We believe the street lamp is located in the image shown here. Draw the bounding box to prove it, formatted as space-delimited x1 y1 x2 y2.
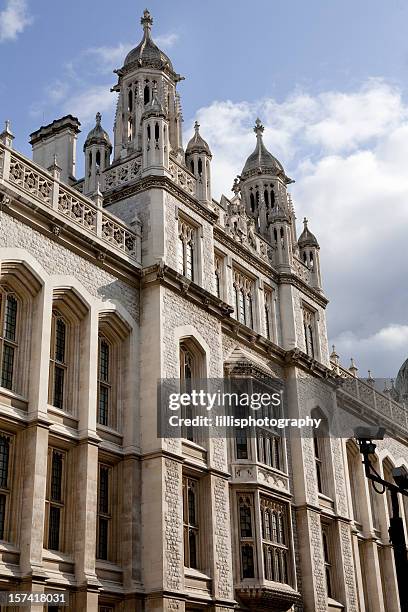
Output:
355 427 408 612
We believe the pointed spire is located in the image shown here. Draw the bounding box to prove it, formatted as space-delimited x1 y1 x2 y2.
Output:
367 370 375 385
194 121 200 135
349 358 358 377
48 153 61 178
95 112 102 126
330 344 339 365
0 119 14 147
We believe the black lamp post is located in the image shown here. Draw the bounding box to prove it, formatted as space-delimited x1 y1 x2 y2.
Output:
355 429 408 612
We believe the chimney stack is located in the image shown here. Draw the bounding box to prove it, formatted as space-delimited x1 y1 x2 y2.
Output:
29 115 81 184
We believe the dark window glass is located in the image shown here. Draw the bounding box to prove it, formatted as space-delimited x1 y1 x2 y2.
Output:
99 467 109 514
48 506 60 550
0 437 9 488
1 345 14 390
4 296 17 341
241 544 254 578
236 430 248 459
55 319 66 363
239 504 252 538
53 366 64 409
0 494 6 540
98 517 108 560
98 386 109 426
50 452 63 502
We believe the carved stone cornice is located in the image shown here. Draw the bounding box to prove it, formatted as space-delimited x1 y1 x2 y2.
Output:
103 174 218 224
279 272 329 308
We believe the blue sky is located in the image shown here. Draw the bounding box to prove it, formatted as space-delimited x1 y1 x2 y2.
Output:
2 0 408 379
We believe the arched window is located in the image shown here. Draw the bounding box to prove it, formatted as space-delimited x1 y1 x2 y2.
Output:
270 187 275 207
233 271 254 329
97 337 111 426
0 289 18 391
95 150 101 168
144 84 150 105
146 124 151 142
303 307 316 358
178 218 196 280
49 312 68 410
128 118 133 141
197 157 203 176
250 192 255 212
128 89 133 112
264 189 269 207
154 122 160 142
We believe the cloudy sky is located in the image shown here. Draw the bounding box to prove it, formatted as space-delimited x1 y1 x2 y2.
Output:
1 0 408 379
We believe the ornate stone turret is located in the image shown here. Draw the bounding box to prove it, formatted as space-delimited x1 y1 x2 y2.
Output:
185 121 212 204
298 217 322 289
83 113 112 194
111 9 184 162
141 84 170 175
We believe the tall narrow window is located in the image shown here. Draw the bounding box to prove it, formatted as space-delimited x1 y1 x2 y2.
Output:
97 337 111 427
49 312 68 410
0 435 10 540
233 271 254 329
303 308 316 358
178 219 196 280
257 430 282 471
144 84 150 105
183 476 199 569
312 413 330 497
46 450 65 551
214 254 223 298
180 344 197 442
264 289 274 341
0 289 18 391
238 495 255 578
314 433 323 493
261 498 289 584
322 525 334 598
97 464 111 560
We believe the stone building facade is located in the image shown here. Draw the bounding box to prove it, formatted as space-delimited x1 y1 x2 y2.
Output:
0 9 407 612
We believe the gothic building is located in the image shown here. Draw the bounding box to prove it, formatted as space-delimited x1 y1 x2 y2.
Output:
0 9 407 612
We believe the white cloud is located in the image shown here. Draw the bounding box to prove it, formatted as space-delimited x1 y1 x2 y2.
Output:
187 80 408 376
0 0 32 42
62 84 116 125
155 32 179 49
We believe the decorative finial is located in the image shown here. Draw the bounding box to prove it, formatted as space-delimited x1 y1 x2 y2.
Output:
96 112 101 125
254 118 264 137
5 120 11 133
141 9 153 33
349 358 358 377
303 217 308 229
194 121 200 134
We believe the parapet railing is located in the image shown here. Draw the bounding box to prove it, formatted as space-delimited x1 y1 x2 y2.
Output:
0 143 141 265
331 359 408 431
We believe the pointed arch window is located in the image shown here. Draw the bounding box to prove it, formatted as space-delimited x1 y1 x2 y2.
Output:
49 312 69 410
264 289 274 341
183 476 199 569
179 342 202 442
250 191 255 212
0 289 18 391
214 253 224 299
155 122 160 143
97 337 111 427
198 157 203 176
178 218 196 281
303 307 316 358
233 270 254 329
144 84 150 105
128 89 133 112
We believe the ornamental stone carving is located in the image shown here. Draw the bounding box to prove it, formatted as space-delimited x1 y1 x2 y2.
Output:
225 197 257 251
